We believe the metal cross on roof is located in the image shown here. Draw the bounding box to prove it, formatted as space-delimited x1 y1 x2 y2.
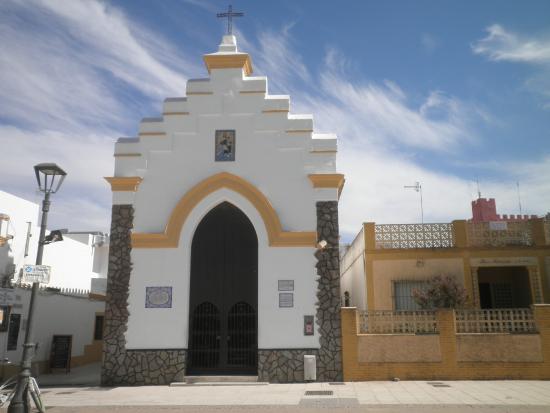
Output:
216 5 243 35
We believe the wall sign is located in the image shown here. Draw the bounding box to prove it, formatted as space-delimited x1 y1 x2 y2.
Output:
489 221 508 231
0 288 15 305
145 286 172 308
470 257 538 267
304 315 314 336
22 265 51 284
215 130 236 161
279 293 294 308
278 280 294 291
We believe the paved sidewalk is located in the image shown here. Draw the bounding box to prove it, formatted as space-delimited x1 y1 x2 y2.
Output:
32 380 550 408
38 363 101 387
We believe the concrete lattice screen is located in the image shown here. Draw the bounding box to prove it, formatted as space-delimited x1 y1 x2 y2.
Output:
342 306 550 380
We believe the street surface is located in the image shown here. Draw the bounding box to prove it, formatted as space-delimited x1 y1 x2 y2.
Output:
1 379 549 412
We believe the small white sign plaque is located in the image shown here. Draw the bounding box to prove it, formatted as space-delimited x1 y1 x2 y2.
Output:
279 293 294 308
278 280 294 291
489 221 508 231
22 265 51 284
0 288 15 305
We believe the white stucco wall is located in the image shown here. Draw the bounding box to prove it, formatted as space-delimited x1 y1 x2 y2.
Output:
42 234 95 290
126 189 318 349
0 191 109 291
0 191 40 279
0 287 104 366
340 227 366 310
115 36 341 350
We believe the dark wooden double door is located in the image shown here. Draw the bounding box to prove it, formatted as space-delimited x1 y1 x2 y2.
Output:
187 202 258 375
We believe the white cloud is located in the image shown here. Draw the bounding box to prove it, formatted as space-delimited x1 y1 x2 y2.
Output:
0 0 199 131
231 29 550 240
421 33 439 53
472 24 550 64
236 24 310 94
2 5 548 239
472 24 550 109
310 71 475 152
0 0 203 232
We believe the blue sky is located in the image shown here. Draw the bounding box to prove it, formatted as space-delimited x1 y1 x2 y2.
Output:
1 0 549 241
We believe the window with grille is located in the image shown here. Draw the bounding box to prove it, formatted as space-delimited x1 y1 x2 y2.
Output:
394 280 428 311
492 283 514 308
7 313 21 351
94 315 104 340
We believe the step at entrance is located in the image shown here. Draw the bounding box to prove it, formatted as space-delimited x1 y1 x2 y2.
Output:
170 376 268 386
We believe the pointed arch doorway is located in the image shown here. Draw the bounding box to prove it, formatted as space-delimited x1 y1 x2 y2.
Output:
187 202 258 375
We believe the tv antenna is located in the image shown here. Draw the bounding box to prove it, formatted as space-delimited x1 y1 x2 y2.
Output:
517 181 523 215
404 181 424 224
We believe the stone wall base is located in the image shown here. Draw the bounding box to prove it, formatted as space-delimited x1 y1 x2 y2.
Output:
101 349 186 386
103 348 341 385
259 349 327 383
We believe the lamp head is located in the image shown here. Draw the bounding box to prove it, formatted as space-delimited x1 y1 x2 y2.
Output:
34 163 67 194
43 229 64 245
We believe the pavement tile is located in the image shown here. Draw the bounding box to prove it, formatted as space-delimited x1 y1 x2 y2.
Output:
34 380 550 408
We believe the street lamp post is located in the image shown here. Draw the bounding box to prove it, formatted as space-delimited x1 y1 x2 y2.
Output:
8 163 66 413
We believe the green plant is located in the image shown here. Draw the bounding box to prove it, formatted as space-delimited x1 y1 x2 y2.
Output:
412 275 468 309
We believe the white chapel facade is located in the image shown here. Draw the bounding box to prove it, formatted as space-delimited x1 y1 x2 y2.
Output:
102 35 344 384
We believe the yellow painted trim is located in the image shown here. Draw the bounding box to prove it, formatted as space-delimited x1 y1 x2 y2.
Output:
89 293 106 301
262 109 289 113
187 92 213 96
364 224 376 310
113 153 141 157
104 177 142 192
366 247 549 259
538 255 549 302
285 129 313 134
240 91 266 94
163 112 189 116
308 173 345 197
131 172 316 248
203 53 253 76
139 132 166 137
310 150 337 154
462 253 474 307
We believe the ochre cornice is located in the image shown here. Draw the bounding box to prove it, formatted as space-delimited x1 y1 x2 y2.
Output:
203 53 253 76
131 172 316 248
308 174 345 197
105 177 143 192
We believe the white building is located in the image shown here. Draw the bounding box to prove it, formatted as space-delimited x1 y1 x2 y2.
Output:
102 35 345 384
0 190 109 293
0 190 107 377
0 286 105 379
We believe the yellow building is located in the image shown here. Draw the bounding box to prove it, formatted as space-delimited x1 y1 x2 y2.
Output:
341 218 550 311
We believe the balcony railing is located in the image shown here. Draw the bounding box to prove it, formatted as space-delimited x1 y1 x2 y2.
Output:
368 219 544 250
466 221 533 247
359 309 537 335
456 308 536 334
375 223 454 249
359 310 438 334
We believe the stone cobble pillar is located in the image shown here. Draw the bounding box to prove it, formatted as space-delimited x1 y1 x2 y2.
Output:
315 201 343 381
101 205 186 385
